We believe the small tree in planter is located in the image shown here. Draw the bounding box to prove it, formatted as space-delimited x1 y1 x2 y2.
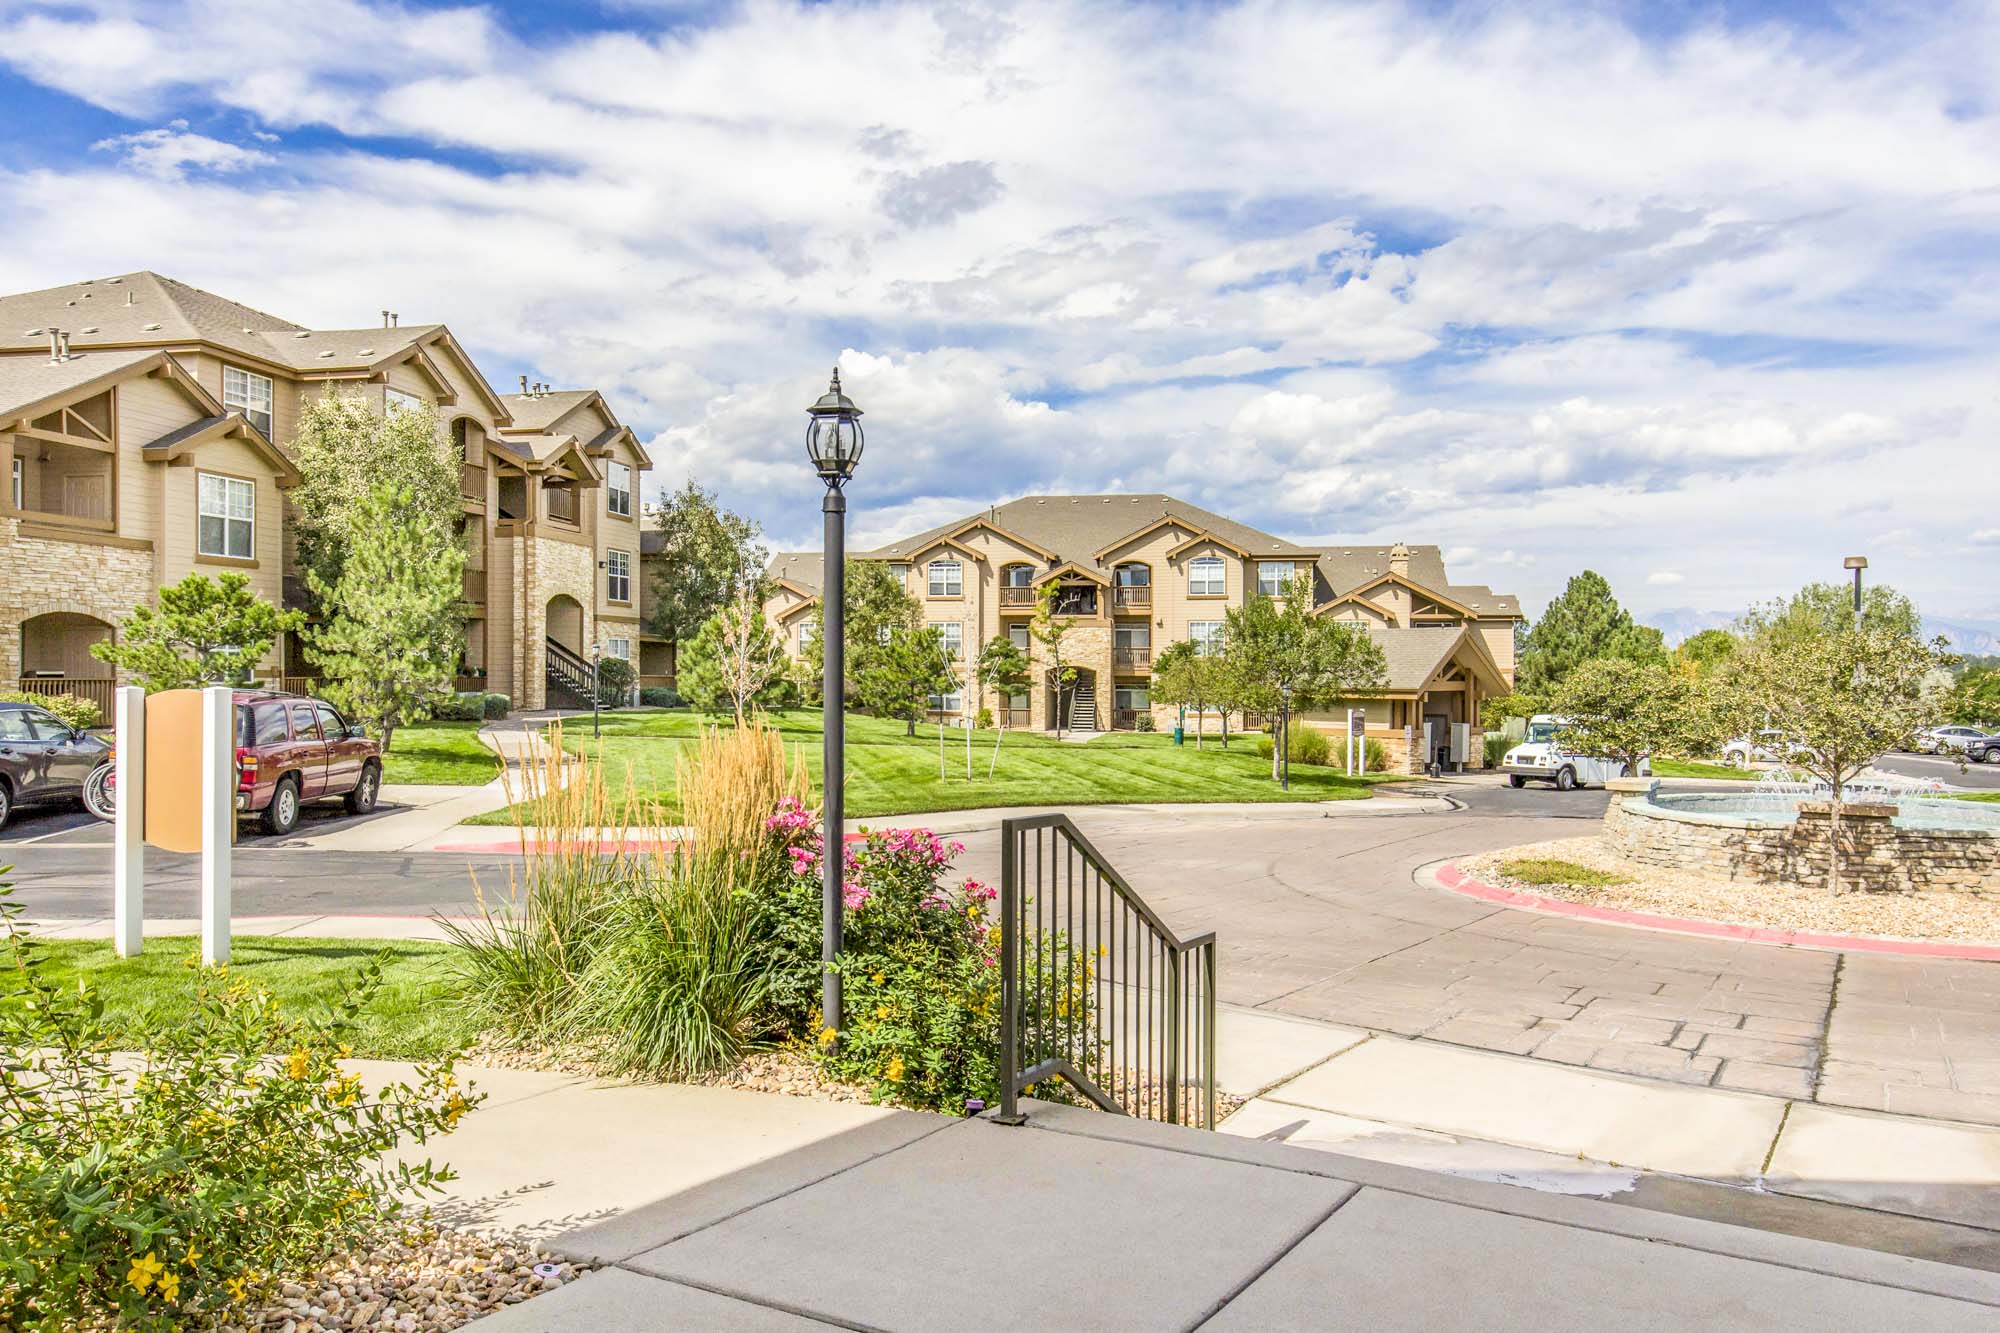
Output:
1719 625 1952 895
975 635 1031 776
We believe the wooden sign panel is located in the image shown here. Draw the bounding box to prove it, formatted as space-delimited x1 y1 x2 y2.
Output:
143 689 206 853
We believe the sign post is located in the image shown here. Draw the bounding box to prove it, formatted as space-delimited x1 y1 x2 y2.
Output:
200 685 234 966
1346 709 1365 776
113 686 145 958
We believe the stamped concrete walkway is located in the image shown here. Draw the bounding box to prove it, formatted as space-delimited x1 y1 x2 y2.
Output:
392 1065 2000 1331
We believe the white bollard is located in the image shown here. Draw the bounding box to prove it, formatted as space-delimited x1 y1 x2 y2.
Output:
199 684 234 966
113 686 145 957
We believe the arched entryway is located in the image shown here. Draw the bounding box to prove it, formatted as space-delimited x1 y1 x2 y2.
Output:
18 612 115 717
546 595 584 654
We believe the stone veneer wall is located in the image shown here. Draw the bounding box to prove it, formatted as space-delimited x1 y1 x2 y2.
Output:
1601 780 2000 896
0 525 160 688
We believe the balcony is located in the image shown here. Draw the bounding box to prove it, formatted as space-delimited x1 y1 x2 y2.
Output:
1113 708 1148 731
9 437 114 532
544 484 580 526
462 568 487 603
1112 586 1152 612
460 462 487 506
1050 588 1098 617
1112 646 1151 672
1000 706 1032 729
1000 585 1036 609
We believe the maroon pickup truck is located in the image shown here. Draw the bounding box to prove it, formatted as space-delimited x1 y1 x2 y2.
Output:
233 691 383 834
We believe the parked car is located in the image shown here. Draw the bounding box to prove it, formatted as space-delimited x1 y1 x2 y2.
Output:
233 692 384 834
1963 732 2000 764
1917 725 1990 756
1501 714 1650 790
0 700 113 830
1721 729 1814 770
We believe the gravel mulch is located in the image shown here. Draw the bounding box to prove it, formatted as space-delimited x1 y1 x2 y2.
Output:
1462 836 2000 945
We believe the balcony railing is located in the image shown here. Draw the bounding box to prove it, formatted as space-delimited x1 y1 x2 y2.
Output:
1113 708 1148 731
1000 706 1032 730
1112 646 1151 671
1112 586 1152 611
462 568 487 603
460 462 487 504
1000 586 1036 609
1051 590 1098 617
13 676 113 720
544 486 580 525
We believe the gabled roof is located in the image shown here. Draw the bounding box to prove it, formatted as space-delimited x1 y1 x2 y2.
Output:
761 552 824 596
0 272 302 363
1031 560 1110 587
942 515 1059 562
1341 571 1478 620
142 412 301 486
1166 529 1252 560
1091 513 1201 561
902 534 986 565
0 347 166 423
1361 623 1509 696
771 595 820 624
1314 589 1393 620
864 494 1315 566
1312 546 1521 618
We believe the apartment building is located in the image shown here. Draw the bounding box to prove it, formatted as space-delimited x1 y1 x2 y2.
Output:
763 494 1521 774
0 272 652 713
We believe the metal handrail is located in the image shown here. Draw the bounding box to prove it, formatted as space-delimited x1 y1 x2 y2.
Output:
997 814 1218 1129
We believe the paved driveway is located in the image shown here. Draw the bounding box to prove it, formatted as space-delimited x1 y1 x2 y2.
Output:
940 793 2000 1126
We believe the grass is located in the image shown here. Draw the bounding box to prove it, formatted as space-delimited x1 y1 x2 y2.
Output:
380 720 502 786
1954 791 2000 802
1498 857 1631 888
1650 758 1757 781
18 936 481 1060
466 708 1385 825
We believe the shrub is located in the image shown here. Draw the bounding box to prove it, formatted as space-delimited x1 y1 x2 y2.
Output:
0 880 472 1330
0 690 101 731
975 707 994 729
594 656 637 706
482 692 511 719
1134 712 1156 732
1254 724 1331 766
431 691 486 722
1483 733 1510 767
640 686 682 708
1365 738 1388 772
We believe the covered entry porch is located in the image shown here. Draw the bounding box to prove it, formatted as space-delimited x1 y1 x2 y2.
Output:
1305 624 1510 775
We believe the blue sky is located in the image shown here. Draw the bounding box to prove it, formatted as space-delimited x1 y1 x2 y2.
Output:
1 0 1997 625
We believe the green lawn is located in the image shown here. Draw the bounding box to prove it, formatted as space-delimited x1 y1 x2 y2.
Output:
467 708 1384 825
1499 857 1631 888
380 720 502 786
1955 791 2000 803
1651 758 1757 781
15 936 480 1060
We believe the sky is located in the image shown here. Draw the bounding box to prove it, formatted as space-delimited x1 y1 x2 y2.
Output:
1 0 1997 625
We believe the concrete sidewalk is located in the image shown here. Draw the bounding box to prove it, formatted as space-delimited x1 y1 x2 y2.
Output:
399 1065 2000 1330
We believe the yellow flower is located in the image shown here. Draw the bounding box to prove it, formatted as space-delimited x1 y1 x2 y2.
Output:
817 1026 839 1048
127 1251 164 1293
870 972 883 984
966 904 981 919
886 1054 905 1082
157 1270 181 1303
184 1243 202 1268
443 1091 470 1128
284 1046 311 1080
874 1004 890 1020
226 1276 248 1303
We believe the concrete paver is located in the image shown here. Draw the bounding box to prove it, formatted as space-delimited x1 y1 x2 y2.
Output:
468 1268 827 1332
1765 1103 2000 1230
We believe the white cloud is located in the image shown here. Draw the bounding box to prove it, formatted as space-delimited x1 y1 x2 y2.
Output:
1648 571 1685 586
0 0 1994 618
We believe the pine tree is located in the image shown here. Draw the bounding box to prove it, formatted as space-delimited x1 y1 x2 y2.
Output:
678 594 784 722
291 394 461 609
91 572 303 691
1516 570 1665 695
303 482 465 750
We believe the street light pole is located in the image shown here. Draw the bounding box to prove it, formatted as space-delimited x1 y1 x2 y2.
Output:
589 641 604 739
806 369 865 1040
1279 682 1292 792
1843 555 1867 634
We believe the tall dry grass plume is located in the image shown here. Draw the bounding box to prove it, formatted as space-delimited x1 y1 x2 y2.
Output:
671 715 810 888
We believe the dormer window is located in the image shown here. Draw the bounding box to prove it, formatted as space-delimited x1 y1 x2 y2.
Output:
223 366 273 437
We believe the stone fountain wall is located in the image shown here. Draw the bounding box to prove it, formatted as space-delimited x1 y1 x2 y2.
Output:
1600 779 2000 896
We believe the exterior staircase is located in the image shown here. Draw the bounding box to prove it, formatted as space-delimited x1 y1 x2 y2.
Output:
1066 680 1099 733
544 637 595 710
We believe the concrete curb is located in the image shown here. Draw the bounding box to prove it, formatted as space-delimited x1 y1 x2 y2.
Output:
1431 860 2000 962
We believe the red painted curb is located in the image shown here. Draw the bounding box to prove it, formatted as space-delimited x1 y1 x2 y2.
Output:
430 831 873 856
1434 862 2000 962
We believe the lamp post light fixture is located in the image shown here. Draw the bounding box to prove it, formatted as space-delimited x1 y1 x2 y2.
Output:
1278 682 1293 792
807 367 864 1039
1843 555 1868 633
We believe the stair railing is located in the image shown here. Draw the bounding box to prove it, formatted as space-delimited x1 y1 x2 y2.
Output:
997 814 1218 1128
544 637 595 708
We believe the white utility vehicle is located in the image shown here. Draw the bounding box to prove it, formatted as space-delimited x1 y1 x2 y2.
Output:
1501 714 1650 791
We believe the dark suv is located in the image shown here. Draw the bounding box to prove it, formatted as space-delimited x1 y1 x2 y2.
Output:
233 692 384 834
0 700 113 830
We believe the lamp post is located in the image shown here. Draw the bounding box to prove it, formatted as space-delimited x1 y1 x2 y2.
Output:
1278 682 1292 791
1843 555 1867 633
806 368 865 1038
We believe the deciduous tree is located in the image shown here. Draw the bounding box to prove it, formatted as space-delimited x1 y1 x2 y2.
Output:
92 573 303 692
1224 572 1386 779
1739 581 1921 647
678 593 785 723
1151 639 1228 750
1029 582 1081 737
647 479 767 646
1549 658 1726 768
290 394 460 609
974 634 1031 775
304 482 465 750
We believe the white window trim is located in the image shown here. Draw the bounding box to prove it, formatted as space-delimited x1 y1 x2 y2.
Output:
607 462 633 518
1189 621 1223 655
1190 557 1226 596
606 637 632 662
223 365 274 438
927 559 963 597
606 549 632 603
384 387 425 416
1257 561 1296 597
197 471 256 560
938 622 964 659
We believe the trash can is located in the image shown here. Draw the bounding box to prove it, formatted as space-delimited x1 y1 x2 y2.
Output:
1173 725 1185 746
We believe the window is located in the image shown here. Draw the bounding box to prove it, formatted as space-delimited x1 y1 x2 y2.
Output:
928 689 963 713
197 472 255 560
17 708 67 740
1002 563 1034 587
10 457 18 509
384 387 424 416
313 702 346 739
1115 686 1150 712
890 562 910 582
1114 563 1149 587
1257 561 1296 597
606 636 631 661
1189 557 1225 596
877 624 893 645
607 462 633 517
799 619 817 654
0 712 30 742
1009 624 1030 650
606 549 631 602
1189 621 1223 655
223 366 274 437
252 705 290 746
1113 624 1150 650
289 704 320 742
927 559 962 597
937 622 963 659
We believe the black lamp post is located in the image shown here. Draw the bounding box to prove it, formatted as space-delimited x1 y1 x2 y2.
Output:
1278 682 1292 791
806 368 864 1037
589 640 605 739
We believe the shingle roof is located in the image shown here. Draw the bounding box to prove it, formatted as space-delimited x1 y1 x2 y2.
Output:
1314 546 1521 617
0 272 302 362
499 390 598 433
253 325 445 371
867 494 1319 564
0 347 161 418
764 552 824 595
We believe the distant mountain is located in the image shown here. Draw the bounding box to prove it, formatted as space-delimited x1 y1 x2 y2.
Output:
1641 608 1736 647
1641 608 2000 657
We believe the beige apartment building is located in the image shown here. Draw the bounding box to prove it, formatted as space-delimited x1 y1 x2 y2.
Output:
764 494 1521 774
0 272 653 714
